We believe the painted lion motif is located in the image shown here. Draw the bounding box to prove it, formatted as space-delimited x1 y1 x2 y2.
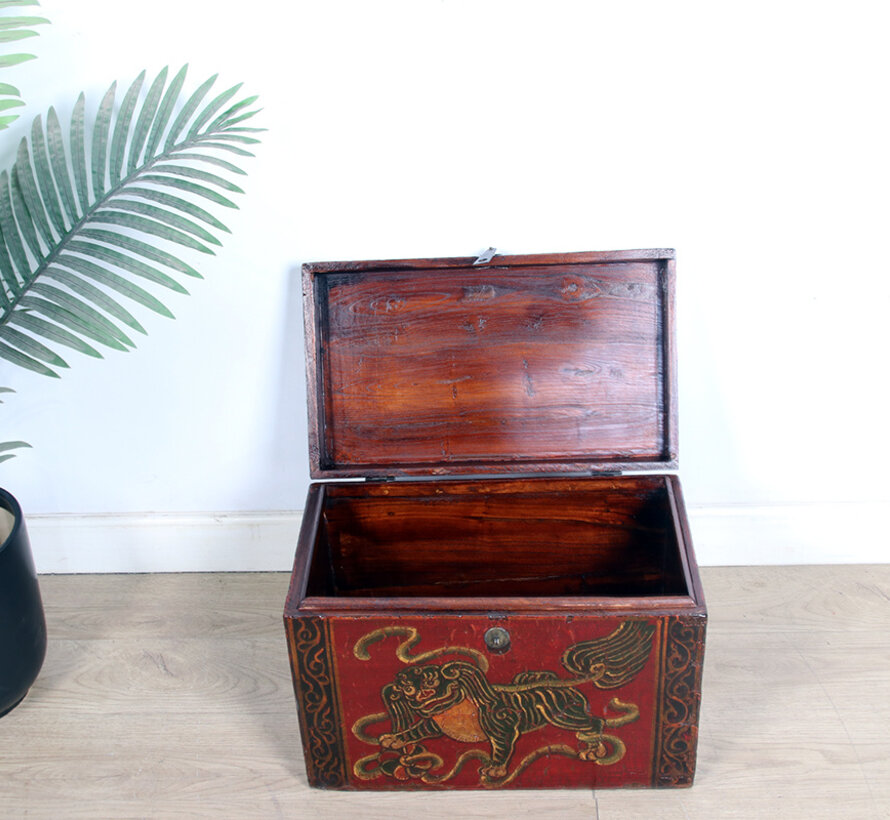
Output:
353 620 656 786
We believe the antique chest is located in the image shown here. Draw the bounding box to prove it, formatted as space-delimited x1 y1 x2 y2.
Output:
284 248 706 790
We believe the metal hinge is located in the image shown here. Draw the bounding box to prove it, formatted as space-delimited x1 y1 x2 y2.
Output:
473 247 497 266
365 476 396 483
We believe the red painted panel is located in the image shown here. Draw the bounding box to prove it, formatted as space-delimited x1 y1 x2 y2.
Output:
328 615 663 790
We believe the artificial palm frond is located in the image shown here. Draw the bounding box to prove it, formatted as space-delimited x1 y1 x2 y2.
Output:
0 0 49 130
0 438 29 463
0 386 29 462
0 65 262 377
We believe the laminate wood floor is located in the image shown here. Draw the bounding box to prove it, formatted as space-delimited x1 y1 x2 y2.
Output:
1 566 888 819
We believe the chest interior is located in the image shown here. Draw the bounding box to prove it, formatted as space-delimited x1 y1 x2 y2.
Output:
299 474 690 603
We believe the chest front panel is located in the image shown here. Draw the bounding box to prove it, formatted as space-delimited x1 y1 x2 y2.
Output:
286 612 705 790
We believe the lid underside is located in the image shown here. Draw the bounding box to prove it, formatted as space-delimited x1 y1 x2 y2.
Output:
304 249 677 478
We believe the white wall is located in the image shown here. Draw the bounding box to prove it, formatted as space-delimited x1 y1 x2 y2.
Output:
2 1 888 570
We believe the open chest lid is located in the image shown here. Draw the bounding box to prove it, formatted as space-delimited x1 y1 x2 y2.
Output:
303 249 677 479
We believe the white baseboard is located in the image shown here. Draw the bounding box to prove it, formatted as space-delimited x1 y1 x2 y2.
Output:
23 501 890 574
688 501 889 566
26 511 304 574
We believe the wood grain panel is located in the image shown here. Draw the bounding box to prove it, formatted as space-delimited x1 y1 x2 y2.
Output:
300 475 687 599
305 250 676 477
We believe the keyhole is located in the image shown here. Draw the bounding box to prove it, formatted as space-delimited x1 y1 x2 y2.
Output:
484 626 511 654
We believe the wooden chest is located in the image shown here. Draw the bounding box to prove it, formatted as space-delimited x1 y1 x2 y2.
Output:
284 249 706 790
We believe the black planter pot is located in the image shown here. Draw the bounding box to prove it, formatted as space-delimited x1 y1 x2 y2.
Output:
0 488 46 717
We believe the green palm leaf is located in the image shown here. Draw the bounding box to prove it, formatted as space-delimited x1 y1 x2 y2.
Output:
0 439 29 464
0 386 30 462
0 65 262 377
0 385 30 461
0 1 48 130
